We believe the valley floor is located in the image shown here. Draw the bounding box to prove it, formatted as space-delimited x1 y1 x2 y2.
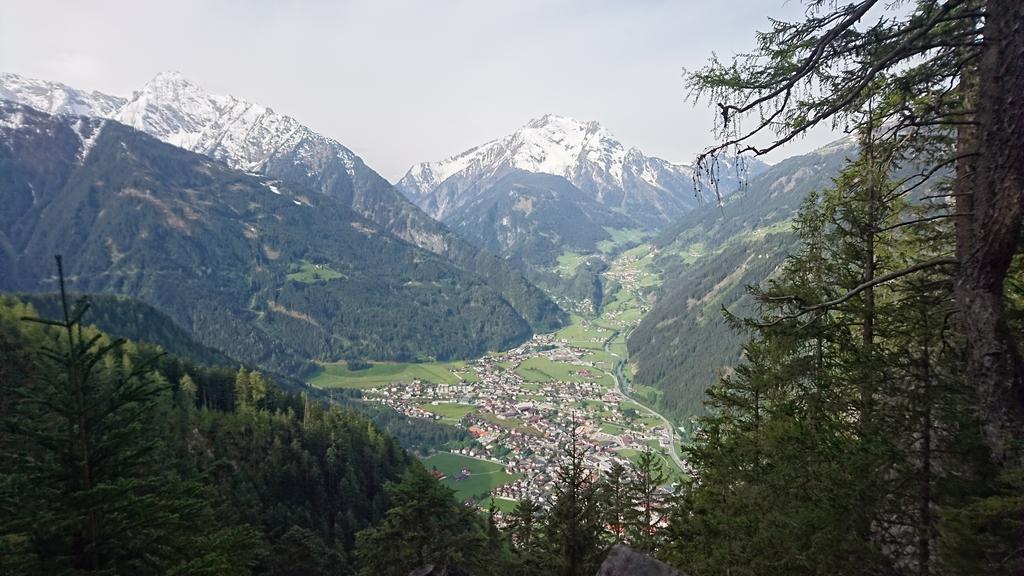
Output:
311 243 687 508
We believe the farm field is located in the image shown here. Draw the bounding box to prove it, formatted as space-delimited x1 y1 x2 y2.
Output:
553 316 614 350
309 360 477 389
615 447 683 479
478 412 542 437
596 228 651 254
482 496 520 513
417 403 477 424
422 452 521 503
515 357 614 388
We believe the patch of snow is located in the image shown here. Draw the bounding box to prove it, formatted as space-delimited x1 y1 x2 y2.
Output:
0 109 24 130
70 117 105 162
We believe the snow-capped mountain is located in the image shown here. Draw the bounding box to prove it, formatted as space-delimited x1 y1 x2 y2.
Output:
397 114 765 227
0 71 362 178
0 72 126 118
112 71 368 181
0 70 566 332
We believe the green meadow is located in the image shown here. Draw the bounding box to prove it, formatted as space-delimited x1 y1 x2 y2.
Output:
309 360 476 389
422 452 521 503
417 402 477 424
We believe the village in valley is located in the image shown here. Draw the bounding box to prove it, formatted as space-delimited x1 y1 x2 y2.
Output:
313 243 688 512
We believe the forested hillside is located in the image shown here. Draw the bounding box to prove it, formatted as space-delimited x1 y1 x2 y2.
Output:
446 170 637 268
628 143 852 421
0 102 536 375
11 290 470 452
0 288 687 576
0 292 416 574
16 292 233 366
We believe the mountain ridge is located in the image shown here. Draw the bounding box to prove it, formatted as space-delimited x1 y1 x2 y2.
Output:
0 70 566 333
397 113 767 228
0 101 535 374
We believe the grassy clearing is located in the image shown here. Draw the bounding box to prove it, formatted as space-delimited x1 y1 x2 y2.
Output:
417 403 477 423
478 412 542 437
554 316 615 350
482 496 520 513
556 251 587 277
597 228 651 254
669 241 706 264
582 350 615 370
516 357 612 388
608 340 629 358
600 421 627 435
287 261 345 283
615 447 683 479
639 416 664 430
309 360 473 389
422 452 521 502
619 400 644 413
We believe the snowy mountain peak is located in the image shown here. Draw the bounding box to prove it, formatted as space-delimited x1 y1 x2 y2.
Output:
398 114 629 205
0 69 364 184
117 71 249 153
0 72 126 118
509 114 624 180
110 72 355 174
396 114 715 224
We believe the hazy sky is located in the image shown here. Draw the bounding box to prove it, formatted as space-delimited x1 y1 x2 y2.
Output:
1 0 837 181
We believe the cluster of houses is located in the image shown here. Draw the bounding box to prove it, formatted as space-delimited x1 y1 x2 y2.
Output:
362 334 682 508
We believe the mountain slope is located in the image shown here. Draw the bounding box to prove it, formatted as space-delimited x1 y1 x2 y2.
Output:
627 141 855 422
398 113 766 228
17 293 233 367
0 71 564 332
0 102 533 373
445 170 638 267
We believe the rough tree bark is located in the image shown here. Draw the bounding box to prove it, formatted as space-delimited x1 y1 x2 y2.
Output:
953 0 1024 461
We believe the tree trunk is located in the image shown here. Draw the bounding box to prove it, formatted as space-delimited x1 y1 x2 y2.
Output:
954 0 1024 462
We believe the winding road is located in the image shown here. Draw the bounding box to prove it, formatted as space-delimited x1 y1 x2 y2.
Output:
603 330 687 473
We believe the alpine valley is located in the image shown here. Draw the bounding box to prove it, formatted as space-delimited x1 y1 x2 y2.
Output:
396 115 768 308
4 3 1020 574
0 70 849 424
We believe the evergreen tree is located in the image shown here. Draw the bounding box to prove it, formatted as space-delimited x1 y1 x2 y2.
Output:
661 119 1013 574
541 420 607 576
624 449 668 553
597 462 630 543
0 257 258 575
685 0 1024 469
354 467 487 576
234 367 252 411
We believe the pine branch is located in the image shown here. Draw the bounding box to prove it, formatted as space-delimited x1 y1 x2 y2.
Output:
760 256 957 325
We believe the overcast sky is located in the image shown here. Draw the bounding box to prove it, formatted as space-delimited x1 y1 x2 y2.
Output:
1 0 838 181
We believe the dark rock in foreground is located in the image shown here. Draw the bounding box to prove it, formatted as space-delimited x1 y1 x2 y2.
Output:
596 544 684 576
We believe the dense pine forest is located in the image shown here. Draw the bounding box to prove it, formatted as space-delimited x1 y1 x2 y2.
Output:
0 274 680 575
